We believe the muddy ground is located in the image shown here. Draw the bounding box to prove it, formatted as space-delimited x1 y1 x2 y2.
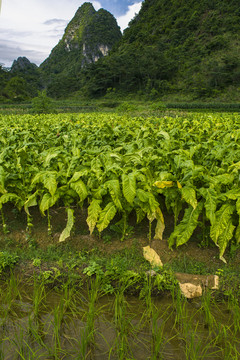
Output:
1 204 239 273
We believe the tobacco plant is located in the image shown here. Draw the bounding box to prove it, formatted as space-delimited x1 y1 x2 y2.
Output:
0 112 239 260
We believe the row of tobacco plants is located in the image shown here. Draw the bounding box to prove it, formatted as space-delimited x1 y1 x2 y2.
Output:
0 112 239 261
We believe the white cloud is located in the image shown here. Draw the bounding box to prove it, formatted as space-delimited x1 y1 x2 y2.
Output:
43 19 67 26
0 0 88 66
0 39 48 67
117 2 142 32
92 1 102 11
0 0 142 67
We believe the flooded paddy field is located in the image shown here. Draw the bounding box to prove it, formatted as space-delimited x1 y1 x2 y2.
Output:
0 273 240 360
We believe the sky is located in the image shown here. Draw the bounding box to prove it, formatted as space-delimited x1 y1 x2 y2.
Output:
0 0 142 68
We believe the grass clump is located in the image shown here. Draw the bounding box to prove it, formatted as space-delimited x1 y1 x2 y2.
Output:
0 251 19 273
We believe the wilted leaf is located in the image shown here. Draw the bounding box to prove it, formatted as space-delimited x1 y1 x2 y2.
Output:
154 180 173 189
154 207 165 240
143 246 163 267
87 199 102 234
59 208 74 242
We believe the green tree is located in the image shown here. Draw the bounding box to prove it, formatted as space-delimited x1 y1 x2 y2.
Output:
31 90 55 113
4 76 30 101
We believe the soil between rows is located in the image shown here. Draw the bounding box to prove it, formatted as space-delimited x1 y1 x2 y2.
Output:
1 204 240 285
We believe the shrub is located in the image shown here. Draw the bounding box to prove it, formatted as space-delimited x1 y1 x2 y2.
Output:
31 90 56 114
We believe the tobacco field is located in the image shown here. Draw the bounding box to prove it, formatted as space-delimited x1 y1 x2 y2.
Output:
0 112 239 260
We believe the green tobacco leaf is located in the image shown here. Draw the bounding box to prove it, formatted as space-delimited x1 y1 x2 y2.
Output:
225 189 240 200
39 192 59 215
169 201 203 248
91 186 107 200
0 193 23 210
44 152 59 168
135 207 145 223
210 203 235 245
104 179 122 210
97 202 117 233
69 169 88 183
236 198 240 216
181 186 197 209
136 189 149 203
200 188 217 225
235 222 240 244
87 199 102 235
147 193 160 222
0 166 6 194
70 179 88 202
122 173 136 204
32 171 57 196
158 130 170 141
59 208 74 242
218 220 235 263
210 174 235 187
24 191 38 215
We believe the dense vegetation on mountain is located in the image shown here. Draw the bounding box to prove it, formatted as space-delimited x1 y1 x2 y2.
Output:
0 58 42 102
1 0 240 102
0 66 10 101
40 2 122 97
81 0 240 98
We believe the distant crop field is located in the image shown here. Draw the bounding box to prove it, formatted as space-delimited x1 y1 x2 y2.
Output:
0 112 239 260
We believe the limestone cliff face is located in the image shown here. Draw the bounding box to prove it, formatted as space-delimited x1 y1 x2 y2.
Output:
40 3 122 75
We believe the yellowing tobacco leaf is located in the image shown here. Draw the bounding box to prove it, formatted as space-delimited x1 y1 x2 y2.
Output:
177 181 182 189
143 246 163 267
59 208 74 242
154 207 165 240
87 199 102 235
154 181 173 189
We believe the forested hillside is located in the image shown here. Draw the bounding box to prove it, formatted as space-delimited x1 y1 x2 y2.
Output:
0 58 42 102
82 0 240 98
40 2 122 97
1 0 240 101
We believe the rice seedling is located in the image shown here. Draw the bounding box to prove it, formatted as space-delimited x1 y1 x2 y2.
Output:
50 301 67 360
150 305 170 360
0 272 21 327
9 327 45 360
200 289 216 330
0 336 4 360
227 292 240 335
60 280 79 316
171 285 187 331
141 273 154 319
27 313 47 353
75 327 93 360
74 276 103 359
32 275 46 319
222 341 240 360
182 320 222 360
109 285 136 360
